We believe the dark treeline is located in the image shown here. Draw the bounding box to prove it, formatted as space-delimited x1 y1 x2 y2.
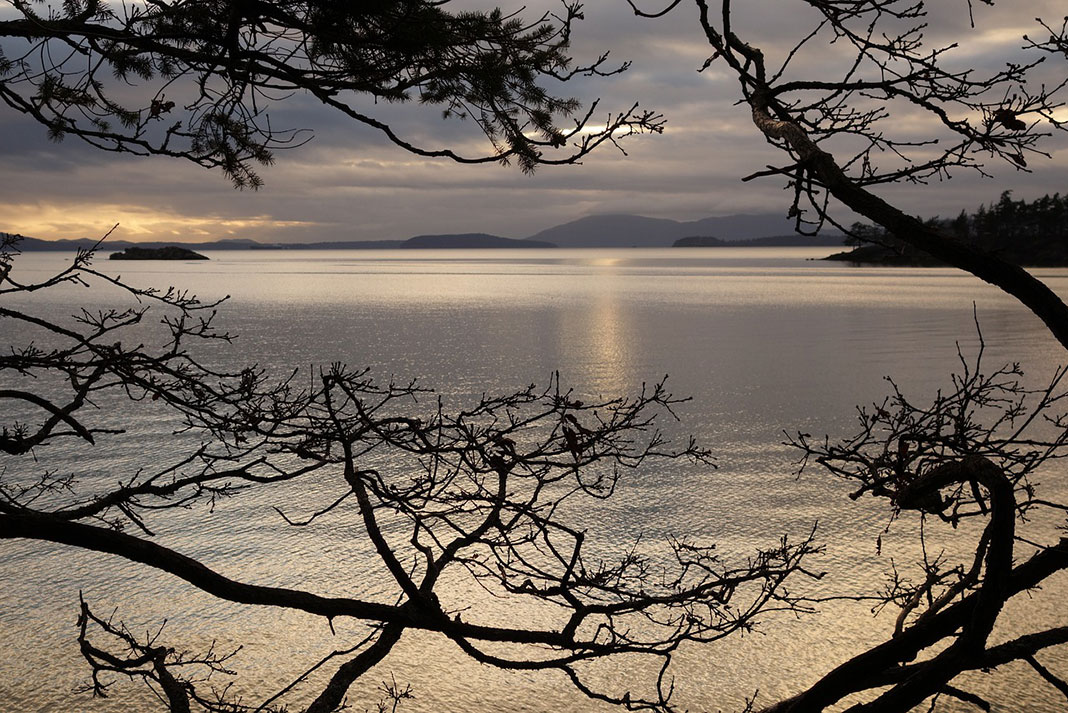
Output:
844 190 1068 265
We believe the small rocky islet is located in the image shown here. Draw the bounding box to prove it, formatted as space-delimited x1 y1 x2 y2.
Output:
109 246 209 260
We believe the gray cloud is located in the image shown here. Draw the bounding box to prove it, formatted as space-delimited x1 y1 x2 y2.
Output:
1 1 1065 243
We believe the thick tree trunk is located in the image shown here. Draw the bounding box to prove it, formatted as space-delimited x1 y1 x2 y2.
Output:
749 95 1068 351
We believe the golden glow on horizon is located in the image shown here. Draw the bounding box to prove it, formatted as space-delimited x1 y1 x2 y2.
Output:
0 202 316 242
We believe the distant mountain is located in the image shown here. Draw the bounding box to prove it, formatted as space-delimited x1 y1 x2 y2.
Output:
400 233 555 249
525 213 815 247
526 215 695 248
8 233 555 251
249 240 403 249
685 214 811 241
675 234 847 248
7 235 110 251
6 233 555 251
7 235 265 252
7 212 832 252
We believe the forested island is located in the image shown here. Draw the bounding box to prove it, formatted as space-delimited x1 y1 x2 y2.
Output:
827 191 1068 266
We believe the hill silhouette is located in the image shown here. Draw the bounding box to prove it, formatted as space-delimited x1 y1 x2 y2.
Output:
526 213 805 247
7 212 828 251
400 234 554 249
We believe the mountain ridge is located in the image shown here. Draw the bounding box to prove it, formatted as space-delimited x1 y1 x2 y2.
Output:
401 233 555 249
525 212 810 247
5 212 832 251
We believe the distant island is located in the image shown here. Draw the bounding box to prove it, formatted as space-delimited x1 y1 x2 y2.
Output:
674 234 846 248
110 246 208 260
400 234 555 249
823 244 941 266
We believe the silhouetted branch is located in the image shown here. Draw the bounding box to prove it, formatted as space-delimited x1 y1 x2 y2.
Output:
654 0 1068 347
775 342 1068 712
1 240 819 711
0 1 662 185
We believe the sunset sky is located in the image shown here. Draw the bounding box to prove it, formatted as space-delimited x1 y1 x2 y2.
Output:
2 0 1066 244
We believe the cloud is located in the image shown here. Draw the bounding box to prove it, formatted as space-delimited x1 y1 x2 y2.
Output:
1 1 1066 243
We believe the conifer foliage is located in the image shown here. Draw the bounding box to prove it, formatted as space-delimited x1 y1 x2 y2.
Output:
0 0 661 185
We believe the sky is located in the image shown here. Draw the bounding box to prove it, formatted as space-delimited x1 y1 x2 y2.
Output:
1 0 1066 244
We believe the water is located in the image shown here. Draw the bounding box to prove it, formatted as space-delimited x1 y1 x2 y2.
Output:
2 247 1066 712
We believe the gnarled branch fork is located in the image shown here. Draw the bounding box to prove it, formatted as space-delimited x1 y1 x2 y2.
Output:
782 340 1068 711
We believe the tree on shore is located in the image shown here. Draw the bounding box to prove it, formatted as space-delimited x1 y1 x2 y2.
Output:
843 190 1068 265
3 1 1068 712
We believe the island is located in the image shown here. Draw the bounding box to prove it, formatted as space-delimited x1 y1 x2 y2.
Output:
109 246 209 260
822 244 942 266
674 234 846 248
400 233 555 249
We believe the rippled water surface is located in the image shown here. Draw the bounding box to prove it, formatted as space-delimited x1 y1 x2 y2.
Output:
2 247 1066 712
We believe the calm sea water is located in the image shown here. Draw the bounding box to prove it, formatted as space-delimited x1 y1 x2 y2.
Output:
2 247 1066 712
